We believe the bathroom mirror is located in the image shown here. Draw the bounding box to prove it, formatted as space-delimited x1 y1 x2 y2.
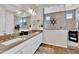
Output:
14 15 31 32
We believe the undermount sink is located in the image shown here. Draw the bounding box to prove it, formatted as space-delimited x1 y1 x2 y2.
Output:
1 38 23 45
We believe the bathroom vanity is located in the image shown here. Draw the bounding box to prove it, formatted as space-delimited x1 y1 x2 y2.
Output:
0 31 42 54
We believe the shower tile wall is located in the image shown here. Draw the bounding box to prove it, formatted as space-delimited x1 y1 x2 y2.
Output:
44 11 65 30
44 9 76 30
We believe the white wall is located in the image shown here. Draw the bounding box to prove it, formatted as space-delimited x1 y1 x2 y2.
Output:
0 9 5 35
0 9 14 35
5 11 14 34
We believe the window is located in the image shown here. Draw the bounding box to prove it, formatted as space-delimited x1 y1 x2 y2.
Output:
45 16 50 21
66 13 73 19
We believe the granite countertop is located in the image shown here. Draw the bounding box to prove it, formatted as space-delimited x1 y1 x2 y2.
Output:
0 31 42 53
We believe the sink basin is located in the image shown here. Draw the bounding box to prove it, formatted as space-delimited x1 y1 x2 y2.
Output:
1 38 23 45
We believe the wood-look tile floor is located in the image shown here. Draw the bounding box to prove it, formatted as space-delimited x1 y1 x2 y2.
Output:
35 44 79 54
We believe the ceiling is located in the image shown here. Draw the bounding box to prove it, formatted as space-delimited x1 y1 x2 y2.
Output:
0 4 79 17
0 4 65 13
0 4 79 12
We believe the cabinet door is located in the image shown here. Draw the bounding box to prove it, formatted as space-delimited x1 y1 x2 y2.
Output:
31 33 42 53
20 37 38 54
17 45 32 54
16 38 34 54
21 42 33 54
16 33 42 54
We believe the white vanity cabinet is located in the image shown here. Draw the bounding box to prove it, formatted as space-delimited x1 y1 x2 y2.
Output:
16 33 42 54
3 33 42 54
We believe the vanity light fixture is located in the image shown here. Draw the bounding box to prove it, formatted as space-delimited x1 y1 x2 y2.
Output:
28 8 37 16
32 11 36 15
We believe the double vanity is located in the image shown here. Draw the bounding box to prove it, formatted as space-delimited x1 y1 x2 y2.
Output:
0 31 43 54
0 30 69 54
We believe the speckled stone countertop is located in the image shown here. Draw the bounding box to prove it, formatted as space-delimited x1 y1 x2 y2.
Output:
0 31 42 53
